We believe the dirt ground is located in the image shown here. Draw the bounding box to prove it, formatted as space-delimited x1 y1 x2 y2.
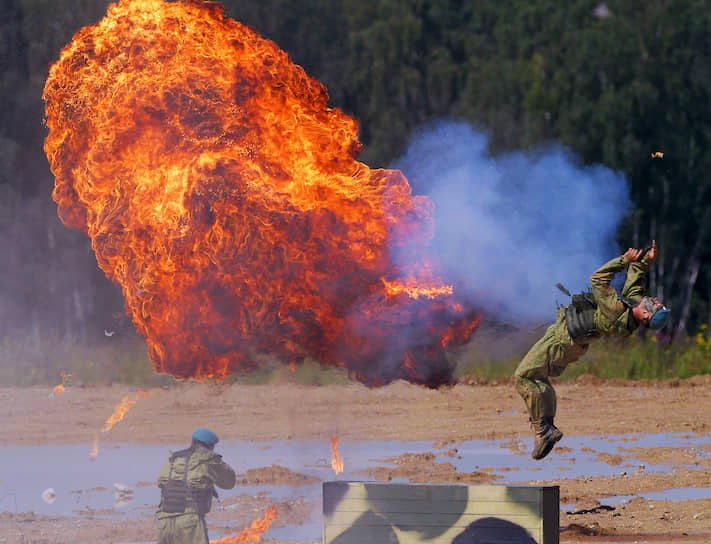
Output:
1 375 710 543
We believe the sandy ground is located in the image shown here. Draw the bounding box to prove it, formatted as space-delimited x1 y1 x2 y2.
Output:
1 375 710 543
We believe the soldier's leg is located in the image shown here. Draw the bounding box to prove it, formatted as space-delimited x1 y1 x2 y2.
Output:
175 513 209 544
156 515 176 544
514 319 560 419
514 310 573 459
514 375 556 419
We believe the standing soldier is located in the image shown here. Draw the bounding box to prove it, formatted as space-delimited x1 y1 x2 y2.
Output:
514 240 670 460
156 428 236 543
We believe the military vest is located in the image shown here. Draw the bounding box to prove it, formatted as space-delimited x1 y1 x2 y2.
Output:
159 446 214 515
565 291 600 344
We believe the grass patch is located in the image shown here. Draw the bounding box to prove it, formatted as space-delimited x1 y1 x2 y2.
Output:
457 326 711 382
3 326 711 387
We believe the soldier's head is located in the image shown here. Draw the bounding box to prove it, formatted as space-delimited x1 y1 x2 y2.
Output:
633 296 670 330
192 428 219 450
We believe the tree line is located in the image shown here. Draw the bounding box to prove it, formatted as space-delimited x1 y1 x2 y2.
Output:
2 0 710 343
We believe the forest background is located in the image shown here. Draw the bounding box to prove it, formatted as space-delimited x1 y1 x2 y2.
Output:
2 0 711 385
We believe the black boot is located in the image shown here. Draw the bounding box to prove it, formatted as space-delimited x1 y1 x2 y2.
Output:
530 417 563 460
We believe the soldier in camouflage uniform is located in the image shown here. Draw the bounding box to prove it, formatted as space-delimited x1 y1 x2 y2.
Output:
514 240 670 460
156 428 236 543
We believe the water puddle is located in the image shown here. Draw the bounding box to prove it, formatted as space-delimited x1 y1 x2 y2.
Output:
0 432 707 541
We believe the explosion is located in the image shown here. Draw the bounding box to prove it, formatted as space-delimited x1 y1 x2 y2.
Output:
43 0 480 387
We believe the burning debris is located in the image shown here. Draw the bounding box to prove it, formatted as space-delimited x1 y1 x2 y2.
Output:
48 371 71 400
100 390 148 434
90 390 148 458
330 435 344 475
43 0 481 387
651 151 664 159
210 505 278 543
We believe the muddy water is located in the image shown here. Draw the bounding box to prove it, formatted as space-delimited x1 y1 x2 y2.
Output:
0 433 708 541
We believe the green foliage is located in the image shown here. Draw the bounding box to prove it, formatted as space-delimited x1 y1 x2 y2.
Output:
3 0 711 373
0 332 172 387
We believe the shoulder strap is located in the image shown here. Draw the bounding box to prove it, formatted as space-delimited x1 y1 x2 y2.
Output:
168 446 195 482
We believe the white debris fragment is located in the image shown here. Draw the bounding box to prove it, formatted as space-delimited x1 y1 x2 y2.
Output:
592 3 613 19
41 488 57 504
113 483 134 508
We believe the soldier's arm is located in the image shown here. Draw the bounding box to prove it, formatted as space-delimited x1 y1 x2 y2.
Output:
209 456 236 489
621 241 655 299
590 255 629 318
620 258 651 299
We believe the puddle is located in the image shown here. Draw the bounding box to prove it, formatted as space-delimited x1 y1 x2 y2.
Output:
602 487 711 506
0 432 707 541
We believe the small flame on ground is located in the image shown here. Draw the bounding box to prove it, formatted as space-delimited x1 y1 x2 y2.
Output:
90 433 99 459
210 505 278 543
48 371 71 399
651 151 664 159
330 435 344 475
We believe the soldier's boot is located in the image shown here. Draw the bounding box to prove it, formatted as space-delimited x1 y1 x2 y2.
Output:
530 417 563 460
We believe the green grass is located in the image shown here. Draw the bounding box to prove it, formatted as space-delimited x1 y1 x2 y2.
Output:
2 326 711 387
457 326 711 383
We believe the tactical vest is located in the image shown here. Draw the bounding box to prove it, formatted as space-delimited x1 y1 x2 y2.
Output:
565 291 600 344
159 447 214 515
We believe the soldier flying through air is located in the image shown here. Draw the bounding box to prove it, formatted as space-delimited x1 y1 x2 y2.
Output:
514 240 670 460
156 428 236 543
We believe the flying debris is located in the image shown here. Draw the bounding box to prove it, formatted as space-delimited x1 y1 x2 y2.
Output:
41 488 57 504
592 3 613 19
113 483 134 508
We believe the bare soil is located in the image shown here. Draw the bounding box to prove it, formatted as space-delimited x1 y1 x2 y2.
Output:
1 375 710 543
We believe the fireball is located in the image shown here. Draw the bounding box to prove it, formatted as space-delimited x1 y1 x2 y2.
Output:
43 0 480 387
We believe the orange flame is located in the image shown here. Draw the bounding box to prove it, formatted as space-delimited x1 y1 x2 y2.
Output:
330 435 344 475
651 151 664 159
90 433 99 459
91 390 147 457
101 390 148 433
43 0 481 387
210 506 278 543
49 371 71 399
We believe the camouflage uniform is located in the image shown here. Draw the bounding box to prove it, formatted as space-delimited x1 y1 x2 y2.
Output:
514 254 651 420
156 444 236 544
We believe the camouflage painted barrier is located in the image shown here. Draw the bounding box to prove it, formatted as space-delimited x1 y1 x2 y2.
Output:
323 482 559 544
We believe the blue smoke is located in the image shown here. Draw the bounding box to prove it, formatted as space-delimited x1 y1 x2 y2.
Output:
390 120 632 321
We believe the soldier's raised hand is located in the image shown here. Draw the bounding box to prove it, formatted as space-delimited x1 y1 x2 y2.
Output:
645 239 657 262
624 247 643 262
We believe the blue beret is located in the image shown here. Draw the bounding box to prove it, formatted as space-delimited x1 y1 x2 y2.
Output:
649 307 670 330
192 428 219 445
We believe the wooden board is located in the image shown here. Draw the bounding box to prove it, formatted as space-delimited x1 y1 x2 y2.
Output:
323 482 559 544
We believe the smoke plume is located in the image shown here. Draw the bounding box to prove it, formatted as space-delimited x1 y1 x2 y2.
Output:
391 121 632 321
